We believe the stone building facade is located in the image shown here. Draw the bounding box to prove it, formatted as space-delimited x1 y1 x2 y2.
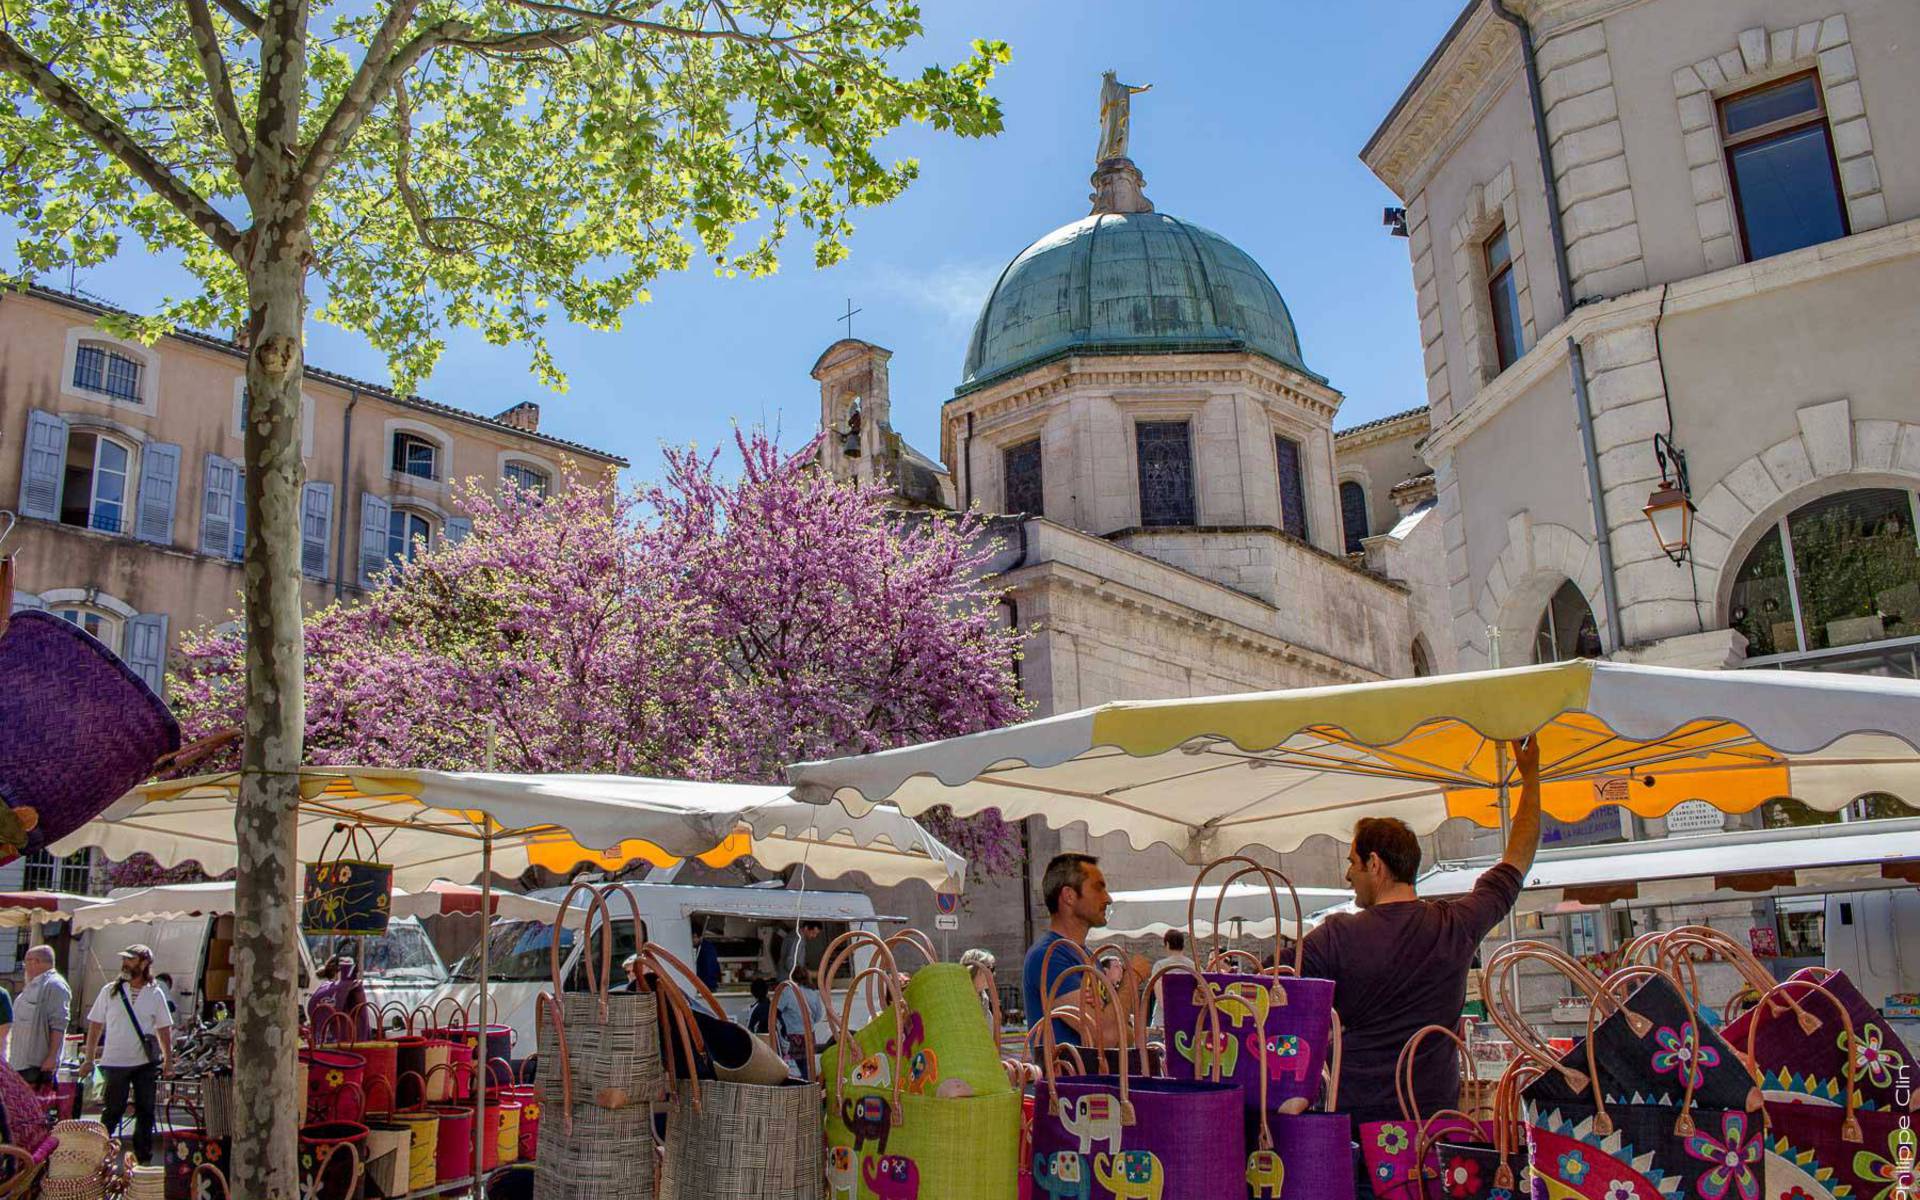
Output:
821 142 1443 983
1362 0 1920 1017
2 284 625 694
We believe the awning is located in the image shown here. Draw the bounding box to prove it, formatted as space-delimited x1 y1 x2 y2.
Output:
52 768 966 894
1103 881 1351 940
0 891 101 928
1419 816 1920 909
70 881 579 932
788 661 1920 863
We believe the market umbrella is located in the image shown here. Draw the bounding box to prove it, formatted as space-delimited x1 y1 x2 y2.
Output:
69 881 581 931
1102 881 1351 940
0 890 100 928
51 768 966 893
787 660 1920 863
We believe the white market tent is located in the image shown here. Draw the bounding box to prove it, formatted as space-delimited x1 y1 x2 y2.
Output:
1103 881 1352 940
1420 815 1920 910
52 768 965 893
789 661 1920 864
69 880 578 932
0 891 101 929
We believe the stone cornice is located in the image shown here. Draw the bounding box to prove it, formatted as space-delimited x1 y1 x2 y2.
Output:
1362 2 1518 200
1421 216 1920 459
1333 409 1430 451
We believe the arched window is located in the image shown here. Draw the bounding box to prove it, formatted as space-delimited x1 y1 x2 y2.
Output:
59 429 135 534
51 604 124 653
387 507 434 566
1411 636 1434 678
1339 480 1369 554
1729 487 1920 658
72 341 145 404
1534 579 1601 664
503 461 550 498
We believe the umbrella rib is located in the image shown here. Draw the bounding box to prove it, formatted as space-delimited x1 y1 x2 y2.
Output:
972 775 1202 831
1279 728 1492 787
1205 781 1453 828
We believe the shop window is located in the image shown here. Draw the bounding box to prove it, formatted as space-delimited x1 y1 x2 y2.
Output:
1275 435 1308 540
1002 438 1043 518
59 430 133 534
387 508 434 566
1485 225 1524 370
1720 73 1849 261
502 461 549 497
72 342 144 405
1136 422 1195 527
1729 488 1920 658
392 432 439 481
1534 579 1601 663
1339 480 1369 554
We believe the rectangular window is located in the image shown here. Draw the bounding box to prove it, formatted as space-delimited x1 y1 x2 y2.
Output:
1135 422 1195 527
1275 435 1308 541
1485 225 1524 371
1720 73 1849 261
392 433 438 480
1002 439 1043 517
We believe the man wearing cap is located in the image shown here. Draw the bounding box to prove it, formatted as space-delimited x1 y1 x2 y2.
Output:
82 944 173 1164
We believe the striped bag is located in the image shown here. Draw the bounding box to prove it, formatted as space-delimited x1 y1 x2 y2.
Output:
535 884 662 1112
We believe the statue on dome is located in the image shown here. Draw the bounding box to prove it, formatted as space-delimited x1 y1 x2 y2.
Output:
1097 70 1152 163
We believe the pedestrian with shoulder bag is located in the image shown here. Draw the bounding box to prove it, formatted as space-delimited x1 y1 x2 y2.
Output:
82 943 173 1164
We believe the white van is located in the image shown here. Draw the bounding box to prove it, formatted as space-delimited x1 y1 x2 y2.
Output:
77 914 448 1026
425 881 891 1059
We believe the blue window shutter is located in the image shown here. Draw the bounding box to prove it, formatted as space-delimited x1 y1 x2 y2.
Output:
199 454 238 556
19 410 68 521
444 517 472 545
124 612 169 695
301 482 334 579
135 442 182 545
359 492 391 587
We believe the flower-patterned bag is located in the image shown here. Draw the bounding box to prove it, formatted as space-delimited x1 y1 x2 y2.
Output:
1358 1025 1483 1200
1422 1058 1536 1200
301 822 393 937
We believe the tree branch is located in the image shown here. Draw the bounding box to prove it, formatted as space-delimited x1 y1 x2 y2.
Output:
209 0 264 35
0 28 244 260
183 0 256 185
293 0 423 207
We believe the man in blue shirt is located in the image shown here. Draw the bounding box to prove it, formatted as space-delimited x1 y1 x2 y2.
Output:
1023 853 1128 1048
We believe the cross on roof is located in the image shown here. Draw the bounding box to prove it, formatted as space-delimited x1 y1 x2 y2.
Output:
838 297 862 340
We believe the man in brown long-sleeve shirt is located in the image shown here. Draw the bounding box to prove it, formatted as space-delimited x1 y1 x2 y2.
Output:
1301 737 1542 1199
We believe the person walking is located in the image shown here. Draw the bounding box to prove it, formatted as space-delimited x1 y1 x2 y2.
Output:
8 945 70 1088
1300 736 1542 1199
775 966 826 1080
1148 929 1196 1035
82 944 173 1164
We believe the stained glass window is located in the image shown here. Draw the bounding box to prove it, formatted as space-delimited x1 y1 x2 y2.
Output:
1275 436 1308 541
1136 422 1194 527
1339 480 1369 554
1003 439 1043 517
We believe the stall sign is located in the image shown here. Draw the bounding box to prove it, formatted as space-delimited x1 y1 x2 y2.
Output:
1664 799 1727 838
1885 992 1920 1020
1747 926 1780 957
1541 806 1631 848
1551 996 1593 1024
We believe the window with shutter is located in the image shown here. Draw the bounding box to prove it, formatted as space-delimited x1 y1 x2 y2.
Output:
444 517 472 545
60 430 134 534
358 493 392 587
18 410 68 521
231 470 246 560
199 455 238 557
136 443 182 545
1136 422 1195 527
123 612 169 694
301 482 334 579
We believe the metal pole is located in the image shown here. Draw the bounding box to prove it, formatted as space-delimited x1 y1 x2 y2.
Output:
473 830 492 1198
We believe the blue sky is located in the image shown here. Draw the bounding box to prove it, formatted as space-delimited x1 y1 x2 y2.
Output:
14 3 1468 479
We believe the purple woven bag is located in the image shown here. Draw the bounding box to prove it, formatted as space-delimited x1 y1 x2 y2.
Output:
1031 959 1246 1199
1162 858 1336 1111
1243 1001 1352 1200
0 609 179 862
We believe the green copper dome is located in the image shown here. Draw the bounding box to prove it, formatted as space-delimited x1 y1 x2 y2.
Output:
959 211 1316 394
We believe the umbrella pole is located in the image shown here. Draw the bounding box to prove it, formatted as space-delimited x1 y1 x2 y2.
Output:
1495 741 1521 1019
474 830 493 1199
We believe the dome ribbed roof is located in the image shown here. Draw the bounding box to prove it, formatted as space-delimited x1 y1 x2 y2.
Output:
958 211 1314 393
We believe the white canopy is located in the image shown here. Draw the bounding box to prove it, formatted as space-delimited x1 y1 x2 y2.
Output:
1102 881 1351 940
789 662 1920 863
51 768 966 893
0 891 101 928
70 881 578 933
1420 816 1920 910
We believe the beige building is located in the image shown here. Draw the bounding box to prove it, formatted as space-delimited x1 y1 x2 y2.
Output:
2 285 625 696
1363 0 1920 1014
817 133 1447 977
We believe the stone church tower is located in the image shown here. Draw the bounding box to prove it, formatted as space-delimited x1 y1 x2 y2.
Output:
813 338 952 509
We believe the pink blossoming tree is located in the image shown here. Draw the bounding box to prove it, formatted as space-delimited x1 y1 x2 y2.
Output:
170 430 1027 876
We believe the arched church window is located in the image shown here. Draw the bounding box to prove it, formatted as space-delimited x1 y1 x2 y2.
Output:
1729 487 1920 658
1003 438 1043 517
1534 579 1600 663
1339 480 1369 554
1411 636 1434 677
1137 421 1195 527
